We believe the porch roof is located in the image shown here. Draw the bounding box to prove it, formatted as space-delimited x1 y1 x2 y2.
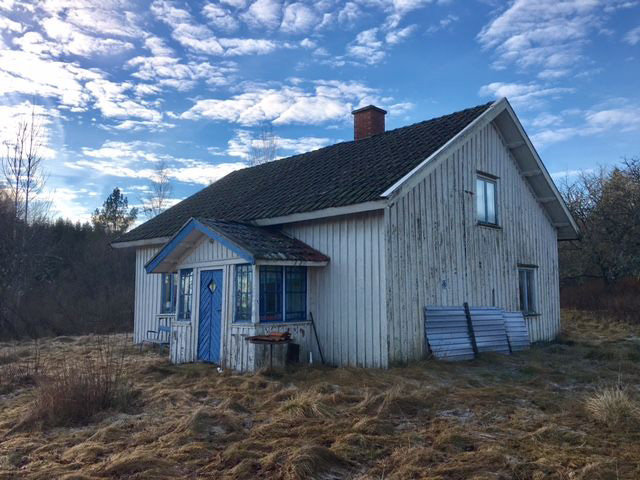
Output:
145 217 329 273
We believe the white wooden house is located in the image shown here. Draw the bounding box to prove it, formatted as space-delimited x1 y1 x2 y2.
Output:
112 98 578 371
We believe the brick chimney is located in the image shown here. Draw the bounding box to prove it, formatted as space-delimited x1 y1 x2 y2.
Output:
352 105 387 141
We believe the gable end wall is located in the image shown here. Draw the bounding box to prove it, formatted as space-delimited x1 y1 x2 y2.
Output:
385 121 560 364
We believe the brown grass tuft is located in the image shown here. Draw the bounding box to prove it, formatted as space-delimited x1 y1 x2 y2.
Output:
278 391 336 419
585 385 640 427
284 445 352 480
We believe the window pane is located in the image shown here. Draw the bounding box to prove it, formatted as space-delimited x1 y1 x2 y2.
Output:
161 273 178 314
234 264 253 322
526 270 535 313
486 180 496 224
285 267 307 321
178 269 193 320
260 266 283 321
518 269 527 312
476 178 486 222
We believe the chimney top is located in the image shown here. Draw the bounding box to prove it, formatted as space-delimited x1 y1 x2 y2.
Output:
352 105 387 141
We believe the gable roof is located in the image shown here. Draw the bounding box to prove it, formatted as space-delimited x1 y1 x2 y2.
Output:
114 102 494 245
146 218 329 273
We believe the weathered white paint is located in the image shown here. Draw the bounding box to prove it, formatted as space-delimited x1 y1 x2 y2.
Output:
385 120 561 364
170 321 193 364
133 246 162 344
283 211 388 368
181 236 240 265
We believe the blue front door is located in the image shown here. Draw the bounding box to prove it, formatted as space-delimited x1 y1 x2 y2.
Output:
197 269 223 363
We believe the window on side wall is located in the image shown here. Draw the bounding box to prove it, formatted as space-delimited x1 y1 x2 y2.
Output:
476 174 498 226
234 264 253 322
518 266 537 315
160 273 178 314
259 266 307 322
178 268 193 321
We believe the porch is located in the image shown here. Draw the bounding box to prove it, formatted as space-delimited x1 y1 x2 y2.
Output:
144 217 329 372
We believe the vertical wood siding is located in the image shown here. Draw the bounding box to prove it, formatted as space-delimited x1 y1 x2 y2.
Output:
181 237 239 265
386 121 560 363
284 211 388 368
170 321 194 363
133 246 162 344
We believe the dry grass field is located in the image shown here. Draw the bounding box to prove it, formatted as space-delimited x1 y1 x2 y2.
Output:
1 311 639 479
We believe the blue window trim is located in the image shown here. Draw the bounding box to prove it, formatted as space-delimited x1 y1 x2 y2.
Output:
234 264 253 322
259 266 307 323
160 272 177 314
146 218 255 273
178 268 193 321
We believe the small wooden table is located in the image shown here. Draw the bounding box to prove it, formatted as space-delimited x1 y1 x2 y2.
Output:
246 334 292 370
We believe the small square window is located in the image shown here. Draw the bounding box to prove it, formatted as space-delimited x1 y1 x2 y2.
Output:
477 175 498 225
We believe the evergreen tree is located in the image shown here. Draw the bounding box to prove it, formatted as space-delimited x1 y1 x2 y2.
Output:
92 188 138 234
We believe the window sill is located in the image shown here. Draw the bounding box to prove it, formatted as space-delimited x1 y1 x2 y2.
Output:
477 222 501 230
523 313 541 318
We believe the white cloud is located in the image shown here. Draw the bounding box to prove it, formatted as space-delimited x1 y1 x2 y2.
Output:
225 129 332 159
84 78 162 121
426 14 458 34
477 0 632 77
625 25 640 45
127 55 236 90
151 0 279 56
47 186 95 222
40 16 134 57
202 3 239 32
280 3 317 34
242 0 282 29
37 0 142 38
181 80 383 126
479 82 574 108
347 28 385 64
0 101 59 159
530 104 640 147
385 24 417 45
74 140 247 186
0 14 23 32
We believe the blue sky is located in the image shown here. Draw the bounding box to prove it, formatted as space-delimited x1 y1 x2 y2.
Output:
0 0 638 222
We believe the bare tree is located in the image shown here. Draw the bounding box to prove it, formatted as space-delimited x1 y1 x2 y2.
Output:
1 107 46 230
142 160 173 219
249 124 278 166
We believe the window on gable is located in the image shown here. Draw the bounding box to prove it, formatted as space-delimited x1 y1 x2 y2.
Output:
160 272 178 314
259 266 307 322
518 266 537 315
477 174 498 225
178 268 193 321
234 264 253 322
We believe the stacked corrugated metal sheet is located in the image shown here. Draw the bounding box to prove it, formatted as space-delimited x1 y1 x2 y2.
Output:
424 306 530 361
424 306 475 361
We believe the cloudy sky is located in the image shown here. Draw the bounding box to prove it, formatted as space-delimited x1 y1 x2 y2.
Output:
0 0 638 223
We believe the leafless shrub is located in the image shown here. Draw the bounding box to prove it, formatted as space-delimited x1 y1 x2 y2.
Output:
0 342 41 393
30 336 136 426
585 385 640 427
